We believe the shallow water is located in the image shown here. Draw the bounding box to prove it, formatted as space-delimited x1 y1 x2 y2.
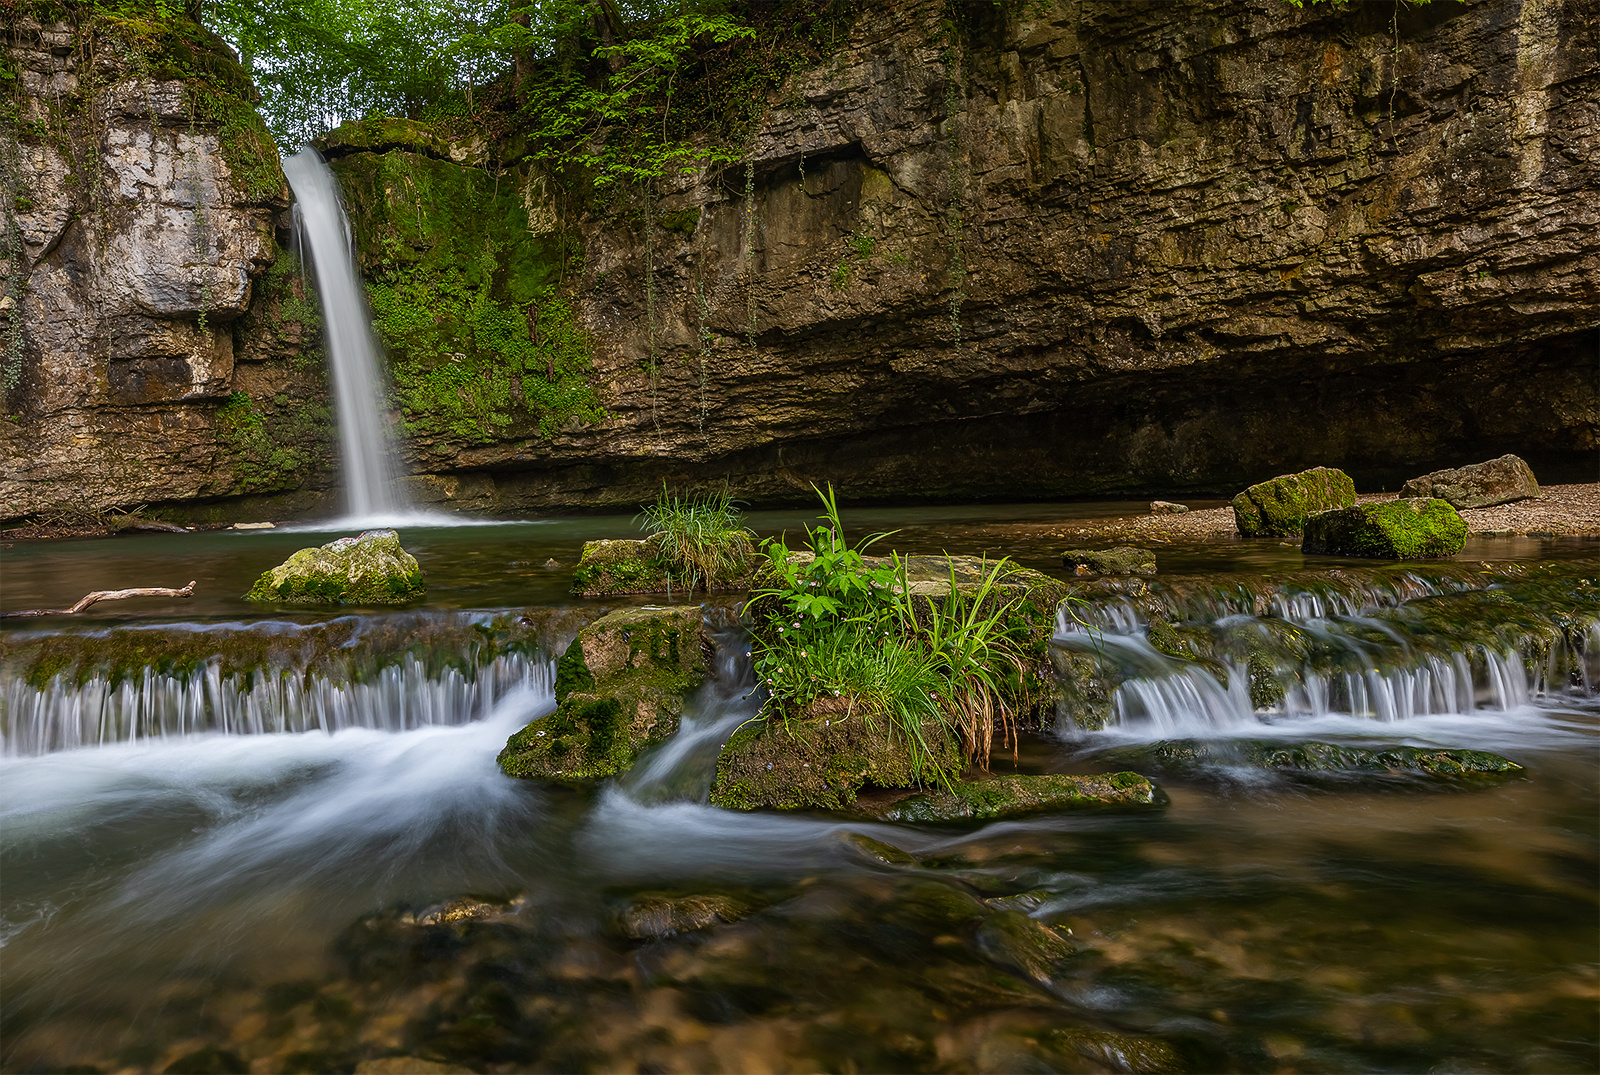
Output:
1 512 1597 1073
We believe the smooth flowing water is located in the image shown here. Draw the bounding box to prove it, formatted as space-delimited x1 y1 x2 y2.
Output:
280 150 406 523
2 513 1596 1074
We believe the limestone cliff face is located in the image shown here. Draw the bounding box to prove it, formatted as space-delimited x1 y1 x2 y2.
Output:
4 0 1595 522
0 14 332 523
357 0 1598 513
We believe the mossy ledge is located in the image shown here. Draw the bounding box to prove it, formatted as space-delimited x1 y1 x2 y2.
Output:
1096 739 1523 785
498 605 710 783
859 772 1168 823
1232 467 1356 538
243 530 424 605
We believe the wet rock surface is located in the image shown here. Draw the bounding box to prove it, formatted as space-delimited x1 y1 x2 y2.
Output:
1232 467 1357 537
860 772 1168 822
1063 546 1157 575
570 537 672 597
498 605 710 782
614 893 756 941
1401 454 1541 509
1302 498 1468 559
1096 739 1524 786
244 529 425 605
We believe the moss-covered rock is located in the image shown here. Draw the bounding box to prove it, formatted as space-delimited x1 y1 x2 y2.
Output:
1302 498 1467 559
861 772 1167 822
708 705 963 812
571 535 761 597
1062 546 1157 575
243 529 424 604
1097 739 1523 784
1232 466 1356 537
571 538 674 597
975 909 1081 986
1400 454 1539 509
497 605 709 782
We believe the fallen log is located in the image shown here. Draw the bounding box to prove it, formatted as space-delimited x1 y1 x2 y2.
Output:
1 581 197 618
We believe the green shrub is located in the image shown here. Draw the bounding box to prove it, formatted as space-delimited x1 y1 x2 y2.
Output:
750 485 1029 778
635 485 757 592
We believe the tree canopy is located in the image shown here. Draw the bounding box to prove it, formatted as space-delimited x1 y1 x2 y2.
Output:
201 0 847 184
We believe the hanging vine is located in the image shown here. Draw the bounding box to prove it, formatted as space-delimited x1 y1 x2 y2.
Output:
743 158 758 355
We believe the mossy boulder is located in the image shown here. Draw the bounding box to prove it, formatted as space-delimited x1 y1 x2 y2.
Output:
613 892 754 941
1399 454 1539 509
1302 498 1467 559
709 704 963 812
243 529 424 604
1062 546 1156 575
571 537 674 597
571 535 762 597
1232 466 1356 537
498 605 709 782
860 772 1167 822
1097 739 1523 784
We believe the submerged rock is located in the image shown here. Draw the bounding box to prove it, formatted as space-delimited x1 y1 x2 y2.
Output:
1043 1028 1189 1074
1400 454 1540 509
1063 546 1157 575
709 706 963 811
976 909 1080 986
837 831 920 867
1097 739 1523 784
1302 498 1467 559
243 529 424 604
498 605 710 782
615 893 754 940
1232 467 1357 537
861 772 1167 822
354 1059 475 1075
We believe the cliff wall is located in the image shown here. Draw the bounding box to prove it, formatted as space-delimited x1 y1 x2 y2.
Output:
4 0 1595 522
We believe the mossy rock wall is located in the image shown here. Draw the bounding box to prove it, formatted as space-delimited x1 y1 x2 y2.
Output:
1232 467 1357 537
709 708 962 812
323 121 605 449
498 605 710 782
1302 498 1467 559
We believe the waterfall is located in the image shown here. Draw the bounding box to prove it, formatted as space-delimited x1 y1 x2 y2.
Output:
280 149 406 521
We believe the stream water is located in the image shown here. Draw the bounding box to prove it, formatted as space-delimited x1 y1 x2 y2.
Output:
1 512 1596 1074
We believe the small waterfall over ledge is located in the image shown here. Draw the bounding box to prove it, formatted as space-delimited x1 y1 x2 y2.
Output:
1052 564 1600 736
281 149 408 522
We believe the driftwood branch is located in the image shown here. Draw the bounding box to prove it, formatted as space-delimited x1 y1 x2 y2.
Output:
1 581 197 618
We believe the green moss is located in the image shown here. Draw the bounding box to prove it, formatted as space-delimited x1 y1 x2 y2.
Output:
1233 467 1357 537
553 637 595 700
329 147 605 444
658 207 700 235
872 772 1167 822
243 530 425 605
1303 499 1468 559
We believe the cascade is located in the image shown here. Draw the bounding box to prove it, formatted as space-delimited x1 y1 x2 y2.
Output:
280 149 408 522
1054 574 1598 736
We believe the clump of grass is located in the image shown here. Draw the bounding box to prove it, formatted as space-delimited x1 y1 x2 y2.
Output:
750 485 1028 778
636 485 757 592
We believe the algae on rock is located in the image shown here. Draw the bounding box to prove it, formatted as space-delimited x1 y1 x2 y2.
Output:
1302 498 1467 559
498 605 709 782
861 772 1167 823
1232 467 1356 537
243 529 424 604
1062 546 1156 576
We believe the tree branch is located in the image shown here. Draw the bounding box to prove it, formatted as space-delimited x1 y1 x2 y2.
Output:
2 581 198 619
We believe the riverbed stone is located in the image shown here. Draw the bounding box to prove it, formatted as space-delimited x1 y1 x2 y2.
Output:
976 909 1081 987
498 605 709 783
1150 501 1190 514
1097 739 1523 784
1302 498 1467 559
1062 546 1157 575
615 893 753 940
860 772 1167 823
1399 454 1540 509
1232 467 1357 537
243 529 424 604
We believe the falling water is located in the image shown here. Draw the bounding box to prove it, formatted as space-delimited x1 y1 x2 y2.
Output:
280 149 406 521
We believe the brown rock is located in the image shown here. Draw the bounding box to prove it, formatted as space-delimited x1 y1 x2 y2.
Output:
1399 454 1540 509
